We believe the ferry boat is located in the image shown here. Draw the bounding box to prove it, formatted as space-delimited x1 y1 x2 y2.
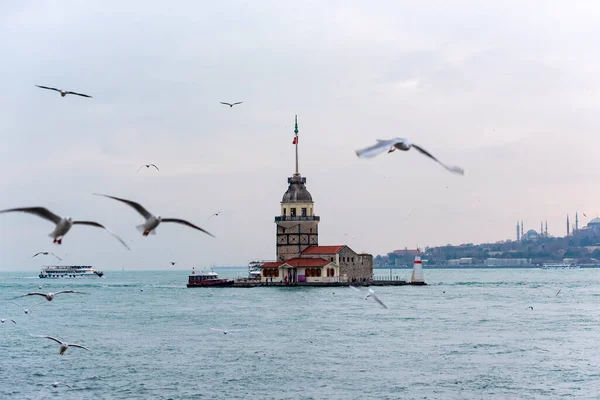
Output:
187 268 234 287
541 262 580 270
39 265 104 279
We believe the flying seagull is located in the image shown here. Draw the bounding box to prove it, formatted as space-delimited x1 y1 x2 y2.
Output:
170 262 176 266
207 211 223 221
31 251 62 262
137 164 159 172
35 85 92 98
34 335 90 355
355 138 464 175
0 207 130 249
37 382 73 397
210 328 241 335
94 193 215 238
14 290 85 302
1 318 16 324
220 101 243 108
526 306 534 311
9 301 45 314
350 286 388 309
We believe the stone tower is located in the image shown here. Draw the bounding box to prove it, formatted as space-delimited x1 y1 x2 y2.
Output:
275 116 320 261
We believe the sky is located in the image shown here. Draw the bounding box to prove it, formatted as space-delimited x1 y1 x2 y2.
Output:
1 1 599 271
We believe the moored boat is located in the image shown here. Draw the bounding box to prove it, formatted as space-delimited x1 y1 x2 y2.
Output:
187 268 234 287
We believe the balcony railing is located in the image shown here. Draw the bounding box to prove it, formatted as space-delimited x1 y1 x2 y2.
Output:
274 216 320 222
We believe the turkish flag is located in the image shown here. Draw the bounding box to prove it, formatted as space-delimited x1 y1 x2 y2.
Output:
292 136 298 144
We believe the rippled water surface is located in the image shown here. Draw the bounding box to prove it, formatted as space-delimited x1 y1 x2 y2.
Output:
1 268 599 399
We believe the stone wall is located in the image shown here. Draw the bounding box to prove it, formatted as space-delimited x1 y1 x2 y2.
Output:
338 247 373 282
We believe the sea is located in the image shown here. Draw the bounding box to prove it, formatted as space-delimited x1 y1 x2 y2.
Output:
1 267 599 400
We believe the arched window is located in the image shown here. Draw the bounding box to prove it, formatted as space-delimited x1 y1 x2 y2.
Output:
330 268 335 277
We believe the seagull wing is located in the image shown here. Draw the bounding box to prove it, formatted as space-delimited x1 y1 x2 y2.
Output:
149 164 160 171
29 301 47 310
70 344 91 351
137 165 145 172
31 252 44 258
370 293 388 309
0 207 62 224
13 292 46 299
72 221 131 250
49 252 62 261
93 194 153 219
65 91 93 98
161 218 215 238
210 328 224 332
9 302 25 310
411 144 464 175
232 102 243 105
10 319 16 324
35 85 61 93
220 102 233 106
355 139 403 158
54 290 86 296
40 336 63 345
349 285 362 292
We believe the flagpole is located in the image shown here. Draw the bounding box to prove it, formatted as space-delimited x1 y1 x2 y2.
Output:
294 115 299 175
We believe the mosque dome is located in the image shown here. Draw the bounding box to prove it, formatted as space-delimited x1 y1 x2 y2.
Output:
588 218 600 226
282 174 313 203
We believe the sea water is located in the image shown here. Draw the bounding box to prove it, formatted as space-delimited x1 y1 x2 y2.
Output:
1 268 599 399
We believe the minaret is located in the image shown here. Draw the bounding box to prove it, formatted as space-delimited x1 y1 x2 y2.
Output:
567 215 570 236
521 221 524 238
516 222 520 241
540 221 543 236
275 116 320 261
576 212 579 231
545 220 548 237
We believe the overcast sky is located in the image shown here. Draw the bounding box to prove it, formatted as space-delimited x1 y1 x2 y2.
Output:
1 1 599 271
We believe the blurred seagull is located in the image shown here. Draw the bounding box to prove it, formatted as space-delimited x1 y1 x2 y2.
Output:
210 328 240 335
556 289 561 297
14 290 85 302
220 101 243 108
37 382 73 398
137 164 159 172
170 262 176 266
34 335 90 355
207 211 223 221
35 85 92 98
9 301 45 314
0 207 130 249
31 251 62 262
526 306 534 311
355 138 464 175
350 286 388 309
1 318 16 324
94 194 215 238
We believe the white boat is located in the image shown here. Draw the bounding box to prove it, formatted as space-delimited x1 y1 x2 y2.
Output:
39 265 104 279
541 262 580 270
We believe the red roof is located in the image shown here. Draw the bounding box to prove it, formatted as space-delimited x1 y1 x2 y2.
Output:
285 258 331 267
260 261 282 268
301 245 345 255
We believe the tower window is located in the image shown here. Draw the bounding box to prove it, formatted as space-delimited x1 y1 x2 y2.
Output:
290 208 297 217
301 208 307 217
283 208 287 216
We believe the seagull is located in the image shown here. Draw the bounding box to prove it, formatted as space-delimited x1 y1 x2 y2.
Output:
94 194 215 238
37 382 73 397
9 301 45 314
556 289 561 297
170 261 176 266
220 101 243 108
526 306 534 311
35 335 90 355
35 85 92 98
207 211 223 221
0 207 130 249
349 286 388 309
355 138 464 175
137 164 159 172
583 213 587 217
1 318 16 324
31 251 62 262
14 290 85 302
210 328 240 335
